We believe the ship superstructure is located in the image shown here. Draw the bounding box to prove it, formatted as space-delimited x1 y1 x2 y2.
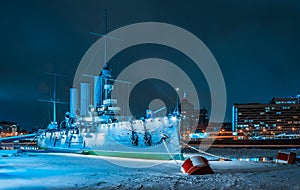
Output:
37 65 183 160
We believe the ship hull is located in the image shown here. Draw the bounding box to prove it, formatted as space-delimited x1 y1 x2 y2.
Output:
38 116 183 160
85 150 183 160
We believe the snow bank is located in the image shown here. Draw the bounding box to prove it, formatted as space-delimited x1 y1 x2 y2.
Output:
0 150 299 189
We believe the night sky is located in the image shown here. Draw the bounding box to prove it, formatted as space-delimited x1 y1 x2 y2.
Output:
1 1 300 130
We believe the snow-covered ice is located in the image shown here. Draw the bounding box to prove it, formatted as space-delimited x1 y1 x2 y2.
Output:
0 149 299 190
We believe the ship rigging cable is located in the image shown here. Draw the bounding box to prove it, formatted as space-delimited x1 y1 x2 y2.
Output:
180 141 231 161
162 139 179 164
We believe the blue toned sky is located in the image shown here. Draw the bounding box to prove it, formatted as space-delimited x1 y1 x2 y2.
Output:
0 0 300 130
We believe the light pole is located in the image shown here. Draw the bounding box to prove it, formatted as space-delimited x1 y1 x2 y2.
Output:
176 87 179 112
172 88 180 116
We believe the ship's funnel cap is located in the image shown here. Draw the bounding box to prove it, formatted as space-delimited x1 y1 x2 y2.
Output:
65 112 70 118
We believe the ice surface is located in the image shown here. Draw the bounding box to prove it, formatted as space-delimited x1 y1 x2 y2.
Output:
0 149 299 190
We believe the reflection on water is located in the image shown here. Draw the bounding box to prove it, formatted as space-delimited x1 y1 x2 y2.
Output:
232 156 300 162
231 157 275 162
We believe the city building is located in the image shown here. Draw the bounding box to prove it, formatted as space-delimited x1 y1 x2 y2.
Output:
179 91 214 140
232 97 300 139
0 121 37 150
0 120 20 138
180 92 198 140
196 108 209 132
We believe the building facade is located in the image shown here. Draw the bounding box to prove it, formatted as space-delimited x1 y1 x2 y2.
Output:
180 92 197 140
179 92 213 140
232 97 300 139
0 120 20 138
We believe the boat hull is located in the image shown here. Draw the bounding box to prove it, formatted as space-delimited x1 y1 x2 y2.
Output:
38 116 183 160
85 150 183 160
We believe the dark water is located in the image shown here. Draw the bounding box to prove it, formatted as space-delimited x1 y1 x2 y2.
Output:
231 157 275 162
231 156 300 162
184 147 300 163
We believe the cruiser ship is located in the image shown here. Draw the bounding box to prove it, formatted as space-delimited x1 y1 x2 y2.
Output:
37 65 183 160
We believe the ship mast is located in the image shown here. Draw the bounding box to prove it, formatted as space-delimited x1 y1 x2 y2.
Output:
38 72 68 123
88 10 123 109
104 9 107 67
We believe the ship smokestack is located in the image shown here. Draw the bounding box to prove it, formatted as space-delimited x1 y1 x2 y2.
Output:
70 88 78 118
80 83 90 116
94 76 103 109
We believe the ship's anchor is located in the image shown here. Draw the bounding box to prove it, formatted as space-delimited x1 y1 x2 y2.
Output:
130 122 139 146
143 123 152 146
144 131 152 146
131 131 139 146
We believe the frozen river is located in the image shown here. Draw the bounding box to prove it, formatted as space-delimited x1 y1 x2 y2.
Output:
0 150 299 189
